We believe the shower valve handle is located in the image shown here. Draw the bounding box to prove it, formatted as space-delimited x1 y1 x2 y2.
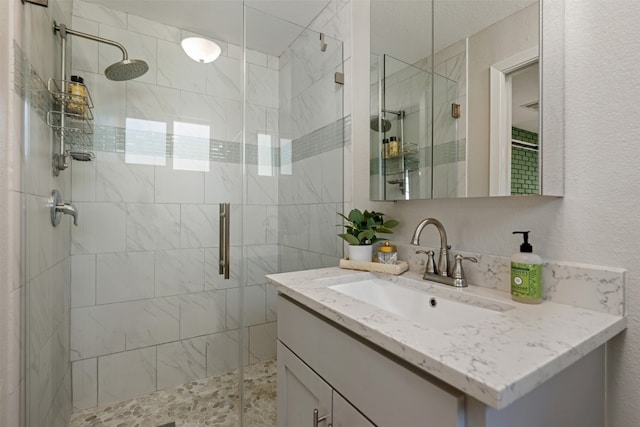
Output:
50 190 78 226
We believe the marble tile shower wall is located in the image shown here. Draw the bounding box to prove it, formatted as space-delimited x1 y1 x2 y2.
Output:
69 0 278 410
10 0 75 426
277 18 348 274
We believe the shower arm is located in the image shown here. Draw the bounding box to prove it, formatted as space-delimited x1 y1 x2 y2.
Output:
54 22 130 62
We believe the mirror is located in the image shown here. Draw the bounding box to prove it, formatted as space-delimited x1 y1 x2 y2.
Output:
370 0 563 200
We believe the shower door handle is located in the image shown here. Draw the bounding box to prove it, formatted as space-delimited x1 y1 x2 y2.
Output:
219 203 230 280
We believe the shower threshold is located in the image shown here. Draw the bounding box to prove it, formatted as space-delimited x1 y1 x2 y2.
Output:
68 359 276 427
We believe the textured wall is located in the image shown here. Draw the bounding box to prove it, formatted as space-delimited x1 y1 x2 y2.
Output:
564 2 640 425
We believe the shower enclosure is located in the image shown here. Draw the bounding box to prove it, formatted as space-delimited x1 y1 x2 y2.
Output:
19 0 345 425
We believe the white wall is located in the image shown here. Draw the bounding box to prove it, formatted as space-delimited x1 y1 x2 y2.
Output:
351 1 640 425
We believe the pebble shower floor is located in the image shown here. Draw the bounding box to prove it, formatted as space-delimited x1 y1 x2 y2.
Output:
68 359 277 427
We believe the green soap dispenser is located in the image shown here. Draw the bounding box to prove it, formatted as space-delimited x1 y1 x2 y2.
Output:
511 231 542 304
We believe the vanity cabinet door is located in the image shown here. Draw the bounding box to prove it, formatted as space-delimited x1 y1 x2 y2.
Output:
332 392 376 427
277 341 332 427
278 295 466 427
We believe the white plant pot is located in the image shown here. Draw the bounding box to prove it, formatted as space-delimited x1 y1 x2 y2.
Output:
349 245 373 262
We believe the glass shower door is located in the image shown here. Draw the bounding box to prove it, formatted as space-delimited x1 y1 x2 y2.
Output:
64 1 248 425
242 4 345 425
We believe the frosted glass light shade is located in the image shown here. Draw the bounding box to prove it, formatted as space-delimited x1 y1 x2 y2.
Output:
181 37 221 63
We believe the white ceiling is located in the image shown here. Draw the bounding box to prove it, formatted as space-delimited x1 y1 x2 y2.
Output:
86 0 332 56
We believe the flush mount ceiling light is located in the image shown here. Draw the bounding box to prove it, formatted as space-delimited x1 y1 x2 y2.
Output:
181 37 221 63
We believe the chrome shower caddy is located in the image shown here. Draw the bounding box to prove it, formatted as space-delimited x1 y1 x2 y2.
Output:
46 78 94 174
49 21 97 175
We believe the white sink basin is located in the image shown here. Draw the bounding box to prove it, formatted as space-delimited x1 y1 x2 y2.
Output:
329 278 505 331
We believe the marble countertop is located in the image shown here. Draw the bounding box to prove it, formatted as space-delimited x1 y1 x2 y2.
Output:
266 267 627 410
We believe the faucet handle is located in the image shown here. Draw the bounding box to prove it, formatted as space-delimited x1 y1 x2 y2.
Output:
56 203 78 226
451 254 478 285
416 249 437 276
50 190 79 227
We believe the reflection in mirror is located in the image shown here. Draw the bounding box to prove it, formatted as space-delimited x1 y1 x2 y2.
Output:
490 57 540 196
467 1 539 197
371 54 436 201
370 1 433 201
371 0 548 200
510 62 540 195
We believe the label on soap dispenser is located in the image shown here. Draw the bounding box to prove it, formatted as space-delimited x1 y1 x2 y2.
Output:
511 262 542 300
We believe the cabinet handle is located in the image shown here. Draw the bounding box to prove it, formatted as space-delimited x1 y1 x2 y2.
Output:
218 203 230 280
313 408 329 427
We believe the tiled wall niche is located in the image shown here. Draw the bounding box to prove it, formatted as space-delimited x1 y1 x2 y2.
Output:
68 0 348 410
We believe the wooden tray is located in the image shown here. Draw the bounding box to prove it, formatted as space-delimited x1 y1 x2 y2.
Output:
339 259 409 275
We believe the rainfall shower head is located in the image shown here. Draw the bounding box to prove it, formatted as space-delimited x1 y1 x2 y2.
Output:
54 22 149 81
105 59 149 81
370 116 392 132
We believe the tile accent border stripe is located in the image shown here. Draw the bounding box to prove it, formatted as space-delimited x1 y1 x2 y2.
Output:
89 116 351 166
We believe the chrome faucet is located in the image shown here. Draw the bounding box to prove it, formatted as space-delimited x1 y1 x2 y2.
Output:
410 218 450 276
411 218 477 287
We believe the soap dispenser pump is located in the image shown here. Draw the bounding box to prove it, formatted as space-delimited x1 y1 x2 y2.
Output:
511 231 542 304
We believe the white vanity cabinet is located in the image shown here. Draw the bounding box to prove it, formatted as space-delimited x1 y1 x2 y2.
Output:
277 341 374 427
277 295 466 427
277 294 606 427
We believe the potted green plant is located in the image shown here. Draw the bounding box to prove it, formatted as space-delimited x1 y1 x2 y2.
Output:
338 209 399 262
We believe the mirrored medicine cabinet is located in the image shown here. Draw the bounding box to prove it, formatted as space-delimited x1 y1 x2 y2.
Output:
370 0 564 200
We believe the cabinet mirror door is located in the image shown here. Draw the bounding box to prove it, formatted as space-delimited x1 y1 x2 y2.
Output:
370 0 564 200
